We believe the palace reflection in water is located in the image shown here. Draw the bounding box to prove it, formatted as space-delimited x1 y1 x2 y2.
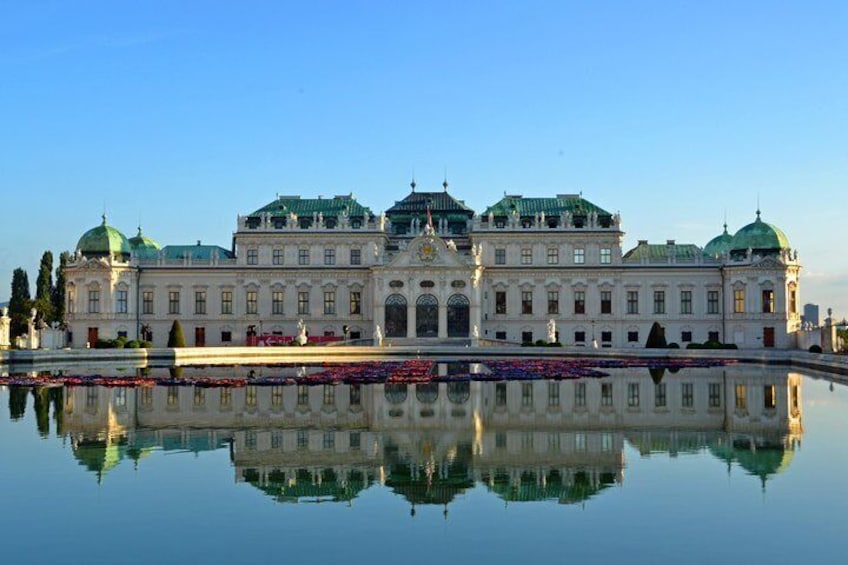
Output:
5 364 804 508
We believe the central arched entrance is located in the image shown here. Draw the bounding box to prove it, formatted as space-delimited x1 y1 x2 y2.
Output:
385 294 408 337
447 294 470 337
416 294 438 337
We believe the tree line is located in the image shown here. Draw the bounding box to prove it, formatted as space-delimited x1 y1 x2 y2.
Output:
8 251 68 338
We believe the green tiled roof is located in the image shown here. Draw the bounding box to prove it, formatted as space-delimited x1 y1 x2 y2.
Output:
76 215 131 257
250 195 373 218
128 227 161 252
385 190 474 217
482 195 612 218
703 224 733 258
623 241 702 261
729 212 790 253
134 244 233 261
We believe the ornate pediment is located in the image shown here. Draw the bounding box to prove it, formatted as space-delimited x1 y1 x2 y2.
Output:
382 234 472 270
78 257 112 271
751 256 787 271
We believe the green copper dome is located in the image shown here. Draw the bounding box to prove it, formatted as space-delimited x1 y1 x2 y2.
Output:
729 211 790 254
76 215 131 258
128 226 161 252
703 223 733 258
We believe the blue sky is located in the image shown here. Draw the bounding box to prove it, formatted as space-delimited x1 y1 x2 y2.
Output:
1 1 846 318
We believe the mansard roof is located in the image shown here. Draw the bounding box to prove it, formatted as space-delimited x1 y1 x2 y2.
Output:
482 194 612 218
249 194 373 219
623 241 702 262
385 189 474 218
134 244 233 261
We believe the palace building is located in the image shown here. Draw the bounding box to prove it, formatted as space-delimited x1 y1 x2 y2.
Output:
63 182 802 348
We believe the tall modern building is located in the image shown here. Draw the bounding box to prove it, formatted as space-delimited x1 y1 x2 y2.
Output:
63 183 802 348
802 303 820 327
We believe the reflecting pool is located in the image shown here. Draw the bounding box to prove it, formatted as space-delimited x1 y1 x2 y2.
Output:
1 362 846 564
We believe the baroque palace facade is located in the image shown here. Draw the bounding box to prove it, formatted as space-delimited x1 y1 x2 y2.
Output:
64 183 802 348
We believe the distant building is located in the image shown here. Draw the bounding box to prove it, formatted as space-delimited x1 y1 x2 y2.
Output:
802 303 820 327
62 183 802 349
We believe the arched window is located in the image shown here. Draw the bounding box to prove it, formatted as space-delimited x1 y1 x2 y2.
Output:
416 294 438 337
385 294 407 337
416 382 439 404
447 294 470 337
385 383 408 404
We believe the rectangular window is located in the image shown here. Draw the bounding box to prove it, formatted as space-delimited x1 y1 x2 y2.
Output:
789 289 797 314
298 248 310 265
601 383 613 407
350 384 361 406
246 248 258 265
221 290 233 315
168 291 180 315
193 387 205 408
708 330 720 342
246 291 258 315
709 383 721 408
548 382 560 407
272 248 284 265
495 383 507 406
521 291 533 315
324 248 336 266
601 330 612 343
88 289 100 314
574 331 586 344
298 291 310 315
297 429 308 449
762 289 775 313
272 291 284 315
521 331 533 344
521 248 532 265
323 384 335 406
628 383 640 408
324 291 336 315
194 290 206 315
764 385 776 409
573 248 585 264
600 247 612 264
655 383 667 408
297 384 309 406
707 290 720 314
573 290 585 314
575 382 586 407
735 384 747 410
681 330 693 343
349 291 361 315
116 290 128 314
495 331 507 340
142 291 154 315
627 291 639 315
653 290 665 314
680 290 693 314
495 291 507 314
350 248 361 265
628 331 639 342
220 388 231 409
734 289 745 313
495 248 506 265
547 247 559 265
682 383 694 408
221 331 232 343
601 290 612 314
521 383 533 407
547 291 559 314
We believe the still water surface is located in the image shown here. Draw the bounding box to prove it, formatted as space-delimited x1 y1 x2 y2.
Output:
1 362 846 564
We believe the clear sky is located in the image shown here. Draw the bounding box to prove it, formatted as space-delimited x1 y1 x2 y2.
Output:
1 1 846 318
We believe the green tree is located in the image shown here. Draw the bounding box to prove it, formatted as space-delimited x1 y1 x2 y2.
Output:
52 251 69 326
168 320 186 347
9 267 32 338
33 251 55 326
645 322 668 348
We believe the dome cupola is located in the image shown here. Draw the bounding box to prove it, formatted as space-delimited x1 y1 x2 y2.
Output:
703 223 733 258
76 214 131 259
729 210 790 258
128 226 161 252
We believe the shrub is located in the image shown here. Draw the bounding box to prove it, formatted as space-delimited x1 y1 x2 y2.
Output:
809 344 823 353
535 339 546 346
686 343 702 350
668 342 680 349
167 320 186 347
521 342 534 347
141 340 153 349
125 340 141 349
94 338 115 349
645 322 667 348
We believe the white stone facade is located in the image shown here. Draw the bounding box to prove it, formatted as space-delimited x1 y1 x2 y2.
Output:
63 191 802 349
